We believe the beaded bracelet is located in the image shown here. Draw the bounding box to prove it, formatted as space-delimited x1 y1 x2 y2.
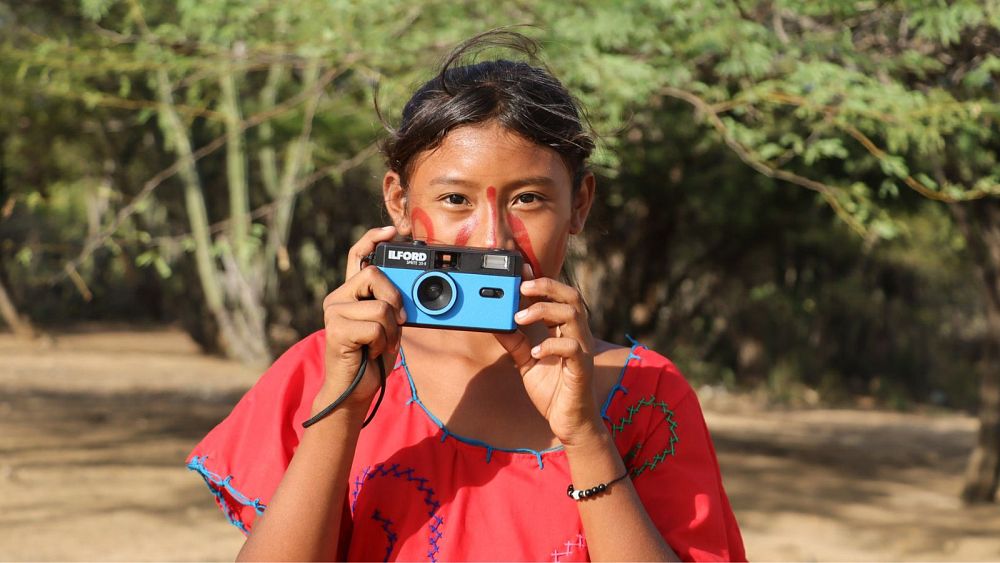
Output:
566 472 629 501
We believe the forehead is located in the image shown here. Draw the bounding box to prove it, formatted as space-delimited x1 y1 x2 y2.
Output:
408 122 572 188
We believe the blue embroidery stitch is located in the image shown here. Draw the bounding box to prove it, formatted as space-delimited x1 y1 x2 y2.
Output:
397 347 559 470
600 336 643 421
428 514 444 560
186 455 266 534
351 466 372 513
354 462 445 562
371 509 398 562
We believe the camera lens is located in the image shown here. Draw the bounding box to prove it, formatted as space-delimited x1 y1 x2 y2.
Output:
414 273 455 314
418 278 445 305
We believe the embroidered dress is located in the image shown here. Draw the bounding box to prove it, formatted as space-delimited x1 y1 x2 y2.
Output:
187 331 746 562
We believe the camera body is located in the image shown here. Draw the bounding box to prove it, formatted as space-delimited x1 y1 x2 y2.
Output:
372 241 522 333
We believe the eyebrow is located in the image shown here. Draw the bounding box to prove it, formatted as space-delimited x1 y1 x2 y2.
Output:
427 175 558 190
428 176 478 188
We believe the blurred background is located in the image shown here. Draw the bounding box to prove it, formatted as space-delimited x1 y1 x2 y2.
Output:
1 0 999 560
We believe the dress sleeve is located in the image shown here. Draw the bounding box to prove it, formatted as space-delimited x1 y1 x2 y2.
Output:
185 330 326 534
623 355 747 562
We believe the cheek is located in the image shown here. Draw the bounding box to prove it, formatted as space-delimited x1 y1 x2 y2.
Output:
454 215 479 247
410 208 436 243
508 214 544 277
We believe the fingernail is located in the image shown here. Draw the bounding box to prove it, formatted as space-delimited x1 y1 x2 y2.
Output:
521 280 535 290
398 310 407 324
514 310 528 321
531 345 541 357
381 225 394 230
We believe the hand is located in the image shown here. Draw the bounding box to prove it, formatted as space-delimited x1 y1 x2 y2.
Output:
495 271 603 446
317 226 405 415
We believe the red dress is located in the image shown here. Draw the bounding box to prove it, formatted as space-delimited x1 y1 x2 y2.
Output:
187 331 746 561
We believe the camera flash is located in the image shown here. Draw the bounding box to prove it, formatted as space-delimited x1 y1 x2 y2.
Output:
482 254 509 270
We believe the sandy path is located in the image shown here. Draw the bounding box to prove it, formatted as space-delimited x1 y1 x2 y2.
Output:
1 327 997 561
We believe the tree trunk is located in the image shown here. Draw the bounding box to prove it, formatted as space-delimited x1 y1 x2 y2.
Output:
219 66 253 271
950 200 1000 504
0 273 34 339
154 67 271 367
263 59 321 297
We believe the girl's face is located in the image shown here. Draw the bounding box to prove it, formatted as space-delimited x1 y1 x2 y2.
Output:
383 122 595 279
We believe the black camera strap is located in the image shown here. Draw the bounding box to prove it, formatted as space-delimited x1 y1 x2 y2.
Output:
302 252 388 429
302 345 387 429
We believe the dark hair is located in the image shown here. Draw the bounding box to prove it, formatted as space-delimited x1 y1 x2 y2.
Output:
379 30 595 191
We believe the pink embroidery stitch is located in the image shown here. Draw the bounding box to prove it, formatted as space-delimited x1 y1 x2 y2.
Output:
551 533 586 562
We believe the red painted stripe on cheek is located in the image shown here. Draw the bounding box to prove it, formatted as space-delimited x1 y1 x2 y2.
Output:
411 208 435 243
454 215 478 247
508 214 542 278
486 186 498 248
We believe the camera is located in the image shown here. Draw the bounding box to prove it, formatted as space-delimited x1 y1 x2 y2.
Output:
371 241 522 332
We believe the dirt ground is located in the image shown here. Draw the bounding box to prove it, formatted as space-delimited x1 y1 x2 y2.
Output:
1 326 998 562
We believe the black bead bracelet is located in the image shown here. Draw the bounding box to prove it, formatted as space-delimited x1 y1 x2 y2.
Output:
566 471 629 501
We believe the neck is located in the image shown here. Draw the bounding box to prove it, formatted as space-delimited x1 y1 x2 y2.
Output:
400 327 508 370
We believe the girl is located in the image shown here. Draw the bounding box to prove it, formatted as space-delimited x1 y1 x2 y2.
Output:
188 31 746 562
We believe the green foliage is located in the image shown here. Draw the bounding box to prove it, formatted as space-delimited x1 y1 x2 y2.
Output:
0 0 996 404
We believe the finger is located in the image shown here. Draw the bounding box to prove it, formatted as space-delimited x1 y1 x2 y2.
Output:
530 337 590 379
325 317 390 359
519 277 592 347
494 330 536 376
345 226 397 280
514 301 576 328
514 290 593 352
520 261 535 282
520 277 584 309
331 299 402 352
516 261 539 315
333 266 406 324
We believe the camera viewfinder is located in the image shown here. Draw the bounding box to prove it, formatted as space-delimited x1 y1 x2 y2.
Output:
435 252 456 269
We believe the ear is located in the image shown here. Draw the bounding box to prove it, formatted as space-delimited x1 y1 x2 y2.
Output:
383 171 411 236
569 172 595 235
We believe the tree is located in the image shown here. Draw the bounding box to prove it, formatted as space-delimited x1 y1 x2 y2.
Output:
3 0 487 363
543 0 1000 502
3 0 998 501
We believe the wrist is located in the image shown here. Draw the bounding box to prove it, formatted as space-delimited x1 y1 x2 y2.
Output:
559 416 612 451
563 423 629 499
310 380 372 421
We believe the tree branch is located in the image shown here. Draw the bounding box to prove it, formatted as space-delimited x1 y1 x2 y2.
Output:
660 86 870 238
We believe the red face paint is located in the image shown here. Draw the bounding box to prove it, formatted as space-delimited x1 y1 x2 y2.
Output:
454 215 478 247
485 186 498 248
411 208 435 243
508 213 543 278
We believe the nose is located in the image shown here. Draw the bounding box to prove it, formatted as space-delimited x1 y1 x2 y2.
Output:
482 186 516 250
491 217 518 252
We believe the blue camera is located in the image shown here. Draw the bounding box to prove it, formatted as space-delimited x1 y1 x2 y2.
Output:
372 241 522 332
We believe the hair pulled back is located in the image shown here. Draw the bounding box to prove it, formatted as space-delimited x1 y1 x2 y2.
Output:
380 30 595 191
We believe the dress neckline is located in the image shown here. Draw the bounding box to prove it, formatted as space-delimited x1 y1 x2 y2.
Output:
394 338 645 470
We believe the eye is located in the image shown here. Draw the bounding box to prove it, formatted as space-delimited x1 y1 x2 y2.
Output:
514 192 542 206
443 193 469 206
